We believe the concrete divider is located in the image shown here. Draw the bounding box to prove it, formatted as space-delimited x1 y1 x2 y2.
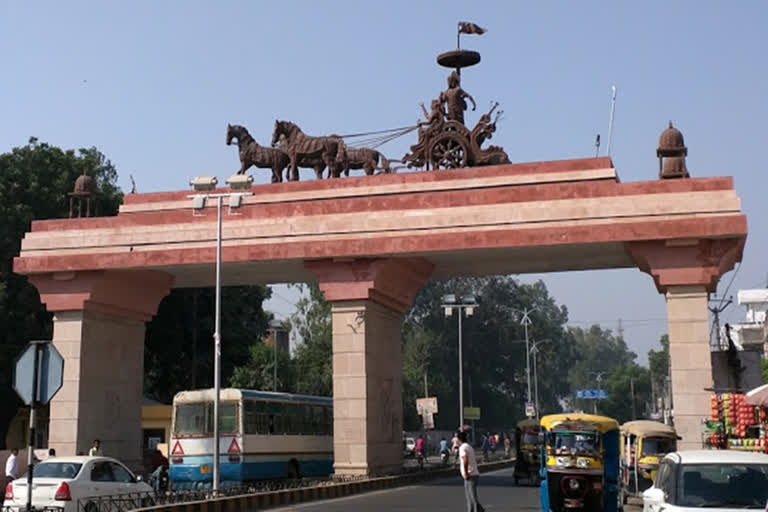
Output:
137 459 515 512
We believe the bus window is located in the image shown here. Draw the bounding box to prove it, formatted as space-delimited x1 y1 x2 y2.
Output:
175 403 207 435
243 400 258 435
219 402 238 434
312 406 324 435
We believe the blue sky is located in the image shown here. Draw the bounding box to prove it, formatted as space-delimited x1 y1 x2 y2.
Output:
2 1 766 363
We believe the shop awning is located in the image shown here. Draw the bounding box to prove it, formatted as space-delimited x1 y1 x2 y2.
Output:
745 384 768 407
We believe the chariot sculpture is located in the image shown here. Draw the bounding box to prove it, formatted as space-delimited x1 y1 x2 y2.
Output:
227 22 509 181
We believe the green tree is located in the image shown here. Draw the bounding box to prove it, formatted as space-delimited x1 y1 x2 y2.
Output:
600 363 652 423
648 334 670 391
0 138 123 447
144 286 272 403
761 359 768 385
290 284 333 396
230 341 296 392
404 276 571 430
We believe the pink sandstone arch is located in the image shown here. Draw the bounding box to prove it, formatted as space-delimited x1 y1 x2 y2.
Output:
14 157 746 473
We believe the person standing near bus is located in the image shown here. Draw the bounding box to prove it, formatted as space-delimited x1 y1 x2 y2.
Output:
458 431 484 512
5 448 18 485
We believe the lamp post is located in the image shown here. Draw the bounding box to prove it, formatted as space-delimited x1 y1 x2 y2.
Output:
441 294 477 430
512 308 537 408
529 338 551 419
189 174 253 492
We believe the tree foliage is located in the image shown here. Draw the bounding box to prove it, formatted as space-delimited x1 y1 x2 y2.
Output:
290 284 333 396
144 286 272 403
230 340 296 392
403 276 571 431
0 138 123 447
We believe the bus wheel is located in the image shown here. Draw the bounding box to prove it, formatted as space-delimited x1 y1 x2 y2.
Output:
287 459 301 479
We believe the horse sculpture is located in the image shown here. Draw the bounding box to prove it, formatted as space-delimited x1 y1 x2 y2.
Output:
226 124 289 182
271 120 344 180
338 144 393 176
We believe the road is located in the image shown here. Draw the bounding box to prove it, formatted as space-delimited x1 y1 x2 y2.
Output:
271 467 537 511
269 466 645 512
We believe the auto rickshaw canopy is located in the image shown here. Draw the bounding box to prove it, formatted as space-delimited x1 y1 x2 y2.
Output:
517 418 540 430
620 420 678 439
541 413 619 433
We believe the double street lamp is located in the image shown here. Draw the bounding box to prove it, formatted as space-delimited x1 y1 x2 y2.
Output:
189 173 254 492
441 294 478 430
529 338 551 420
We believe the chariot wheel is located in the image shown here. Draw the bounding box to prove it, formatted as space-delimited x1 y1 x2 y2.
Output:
428 133 470 169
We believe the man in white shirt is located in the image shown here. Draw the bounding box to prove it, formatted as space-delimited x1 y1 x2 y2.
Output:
5 448 18 484
457 431 484 512
88 439 103 456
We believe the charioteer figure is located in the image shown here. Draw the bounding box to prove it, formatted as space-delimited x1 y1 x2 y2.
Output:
439 71 476 125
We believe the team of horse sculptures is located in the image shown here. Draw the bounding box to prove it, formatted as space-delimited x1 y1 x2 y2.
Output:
226 71 509 182
226 122 392 183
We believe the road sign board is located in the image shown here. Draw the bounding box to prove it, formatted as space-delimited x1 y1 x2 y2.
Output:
525 401 536 417
416 397 438 415
575 389 608 400
463 407 481 420
13 341 64 405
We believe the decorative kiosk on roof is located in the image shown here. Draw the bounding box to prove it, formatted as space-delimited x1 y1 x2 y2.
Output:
657 121 689 179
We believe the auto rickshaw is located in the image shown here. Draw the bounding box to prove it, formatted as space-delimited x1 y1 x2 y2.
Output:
514 418 541 485
619 420 678 504
539 413 620 512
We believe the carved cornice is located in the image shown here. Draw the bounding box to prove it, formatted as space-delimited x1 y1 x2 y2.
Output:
305 258 434 313
625 238 745 293
28 270 174 322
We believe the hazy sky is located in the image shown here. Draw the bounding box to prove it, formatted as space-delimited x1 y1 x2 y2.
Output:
2 2 766 363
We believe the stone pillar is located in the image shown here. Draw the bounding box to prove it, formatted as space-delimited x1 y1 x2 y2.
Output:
306 258 433 476
627 238 744 449
665 285 711 449
28 270 173 469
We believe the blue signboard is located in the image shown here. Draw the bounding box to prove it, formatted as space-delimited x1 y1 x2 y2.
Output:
575 389 608 400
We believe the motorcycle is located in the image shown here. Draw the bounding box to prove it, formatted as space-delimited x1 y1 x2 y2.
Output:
440 448 450 465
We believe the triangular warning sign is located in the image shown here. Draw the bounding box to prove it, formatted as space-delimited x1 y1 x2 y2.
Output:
171 441 184 455
227 438 241 454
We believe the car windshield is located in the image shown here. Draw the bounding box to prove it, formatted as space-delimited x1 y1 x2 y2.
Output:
641 437 675 456
677 463 768 508
32 462 83 479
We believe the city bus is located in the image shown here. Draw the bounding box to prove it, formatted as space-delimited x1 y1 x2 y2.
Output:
169 388 333 489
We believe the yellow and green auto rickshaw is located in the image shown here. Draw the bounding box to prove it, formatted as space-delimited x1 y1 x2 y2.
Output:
514 418 541 485
539 413 620 512
619 420 678 504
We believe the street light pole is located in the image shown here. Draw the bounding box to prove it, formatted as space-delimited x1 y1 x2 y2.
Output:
442 295 477 431
529 339 550 420
458 307 463 429
189 174 253 493
213 195 222 492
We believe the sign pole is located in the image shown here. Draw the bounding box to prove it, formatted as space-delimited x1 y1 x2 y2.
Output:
26 343 40 512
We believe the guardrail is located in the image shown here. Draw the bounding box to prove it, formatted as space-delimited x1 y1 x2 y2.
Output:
77 456 514 512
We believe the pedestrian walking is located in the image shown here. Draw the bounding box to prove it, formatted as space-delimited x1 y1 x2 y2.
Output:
88 439 103 456
5 448 18 485
480 433 490 462
451 432 461 464
504 434 511 459
458 431 484 512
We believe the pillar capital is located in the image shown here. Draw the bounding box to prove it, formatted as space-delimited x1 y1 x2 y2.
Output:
305 257 433 313
28 270 174 322
625 237 744 294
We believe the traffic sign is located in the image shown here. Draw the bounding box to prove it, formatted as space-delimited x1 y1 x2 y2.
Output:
525 401 536 417
463 407 481 420
575 389 608 400
416 397 439 415
13 341 64 405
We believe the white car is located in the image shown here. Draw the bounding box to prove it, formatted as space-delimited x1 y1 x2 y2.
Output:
642 450 768 511
3 456 152 512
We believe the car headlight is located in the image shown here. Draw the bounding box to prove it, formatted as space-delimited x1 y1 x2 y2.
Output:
556 457 569 466
576 458 590 468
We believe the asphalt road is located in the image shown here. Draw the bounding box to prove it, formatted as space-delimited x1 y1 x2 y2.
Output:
270 467 539 512
268 466 646 512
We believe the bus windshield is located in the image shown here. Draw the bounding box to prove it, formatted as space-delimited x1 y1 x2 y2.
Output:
174 402 238 435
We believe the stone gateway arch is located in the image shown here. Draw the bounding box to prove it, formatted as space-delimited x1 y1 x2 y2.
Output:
14 156 746 474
